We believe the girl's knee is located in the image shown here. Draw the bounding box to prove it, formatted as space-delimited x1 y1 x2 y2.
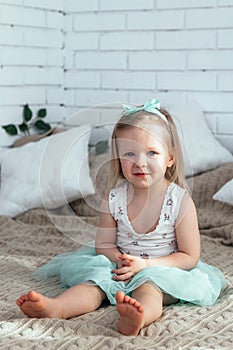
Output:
80 283 106 306
132 282 163 301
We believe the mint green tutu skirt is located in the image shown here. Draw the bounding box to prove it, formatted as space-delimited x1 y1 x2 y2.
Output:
33 244 226 306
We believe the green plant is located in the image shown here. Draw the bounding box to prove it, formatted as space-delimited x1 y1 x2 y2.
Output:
2 104 51 136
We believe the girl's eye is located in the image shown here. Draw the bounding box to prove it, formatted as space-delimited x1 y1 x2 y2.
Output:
124 152 135 157
147 151 157 156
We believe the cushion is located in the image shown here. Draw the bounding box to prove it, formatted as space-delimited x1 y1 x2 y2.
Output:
213 179 233 206
0 126 95 217
189 162 233 244
167 102 233 177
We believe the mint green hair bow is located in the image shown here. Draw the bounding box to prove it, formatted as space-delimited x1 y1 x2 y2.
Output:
121 98 168 125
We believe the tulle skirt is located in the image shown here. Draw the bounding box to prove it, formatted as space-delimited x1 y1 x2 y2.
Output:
33 244 226 306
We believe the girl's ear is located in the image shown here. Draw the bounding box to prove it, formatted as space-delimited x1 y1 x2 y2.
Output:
167 153 175 168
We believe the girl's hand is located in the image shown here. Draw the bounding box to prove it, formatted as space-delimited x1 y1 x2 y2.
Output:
116 254 132 269
112 254 147 282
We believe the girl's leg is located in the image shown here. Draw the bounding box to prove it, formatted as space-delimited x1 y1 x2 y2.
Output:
16 284 106 319
116 284 163 336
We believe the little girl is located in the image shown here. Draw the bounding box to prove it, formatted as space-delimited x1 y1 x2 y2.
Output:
16 99 226 336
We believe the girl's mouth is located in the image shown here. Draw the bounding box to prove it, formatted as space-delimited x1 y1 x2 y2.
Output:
133 172 149 177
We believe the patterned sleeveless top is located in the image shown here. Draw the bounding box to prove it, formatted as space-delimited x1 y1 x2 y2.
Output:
109 181 186 259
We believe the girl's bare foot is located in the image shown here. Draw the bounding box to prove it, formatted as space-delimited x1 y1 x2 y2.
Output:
115 291 144 336
16 290 62 319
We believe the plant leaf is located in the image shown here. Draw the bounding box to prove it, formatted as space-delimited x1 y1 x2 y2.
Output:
23 104 33 122
34 120 51 133
2 124 18 135
19 122 29 133
37 108 47 118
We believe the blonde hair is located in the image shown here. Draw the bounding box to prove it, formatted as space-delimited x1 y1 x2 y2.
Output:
108 107 188 191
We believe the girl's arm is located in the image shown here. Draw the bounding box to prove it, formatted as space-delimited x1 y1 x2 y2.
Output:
113 193 200 281
147 193 200 270
95 195 122 263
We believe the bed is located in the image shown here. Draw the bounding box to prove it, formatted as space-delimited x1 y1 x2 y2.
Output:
0 148 232 349
0 100 233 349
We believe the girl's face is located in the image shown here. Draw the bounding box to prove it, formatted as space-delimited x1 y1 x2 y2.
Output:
117 125 174 190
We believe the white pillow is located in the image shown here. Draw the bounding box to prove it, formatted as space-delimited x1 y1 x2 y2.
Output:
0 126 95 217
167 102 233 177
213 179 233 206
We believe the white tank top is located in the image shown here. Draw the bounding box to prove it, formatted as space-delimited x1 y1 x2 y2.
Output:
109 181 186 259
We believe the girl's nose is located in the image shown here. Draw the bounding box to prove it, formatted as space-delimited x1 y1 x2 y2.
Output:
135 153 147 167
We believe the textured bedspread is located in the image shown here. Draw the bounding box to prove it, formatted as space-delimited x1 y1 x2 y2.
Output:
0 163 232 349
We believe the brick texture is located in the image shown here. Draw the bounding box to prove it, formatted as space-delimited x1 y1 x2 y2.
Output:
0 0 233 152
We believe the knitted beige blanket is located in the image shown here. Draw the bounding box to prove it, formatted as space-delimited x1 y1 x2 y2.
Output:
0 163 232 349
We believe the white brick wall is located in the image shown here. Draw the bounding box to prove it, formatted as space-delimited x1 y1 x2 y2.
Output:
0 0 65 146
0 0 233 153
